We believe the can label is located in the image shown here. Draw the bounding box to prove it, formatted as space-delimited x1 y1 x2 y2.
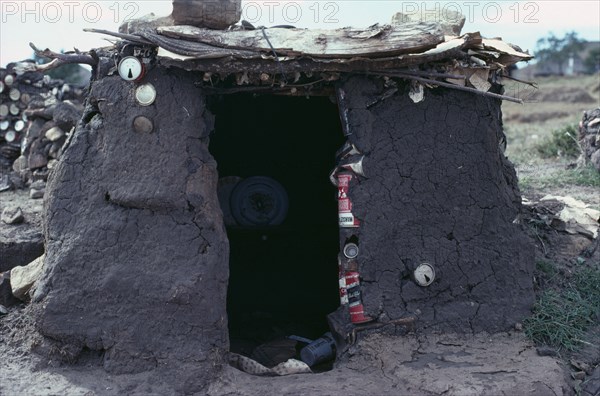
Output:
338 276 348 305
344 270 373 324
337 173 360 228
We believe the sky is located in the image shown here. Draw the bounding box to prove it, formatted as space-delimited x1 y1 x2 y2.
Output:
1 1 599 67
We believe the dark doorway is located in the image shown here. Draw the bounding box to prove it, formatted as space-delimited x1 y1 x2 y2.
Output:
208 93 344 359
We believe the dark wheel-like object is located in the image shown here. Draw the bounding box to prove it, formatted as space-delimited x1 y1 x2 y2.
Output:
230 176 289 226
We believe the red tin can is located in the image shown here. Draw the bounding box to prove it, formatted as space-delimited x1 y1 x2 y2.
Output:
338 256 348 305
337 172 360 228
345 271 373 324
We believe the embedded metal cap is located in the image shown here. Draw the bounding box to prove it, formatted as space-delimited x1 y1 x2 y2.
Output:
343 243 359 259
135 83 157 106
413 263 436 287
118 56 144 82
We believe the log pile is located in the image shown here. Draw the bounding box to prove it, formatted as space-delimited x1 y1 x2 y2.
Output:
0 62 85 195
579 108 600 172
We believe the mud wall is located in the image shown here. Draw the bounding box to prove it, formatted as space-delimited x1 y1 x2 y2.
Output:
342 76 534 333
31 67 228 393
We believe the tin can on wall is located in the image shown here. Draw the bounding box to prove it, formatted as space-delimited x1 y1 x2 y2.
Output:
344 270 373 324
337 172 360 228
338 256 348 305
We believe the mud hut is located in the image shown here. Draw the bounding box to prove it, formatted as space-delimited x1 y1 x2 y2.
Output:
27 3 534 392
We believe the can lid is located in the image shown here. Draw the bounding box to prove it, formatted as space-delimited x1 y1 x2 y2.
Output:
135 83 157 106
0 120 9 130
0 81 4 93
414 263 436 287
0 104 8 117
343 243 359 259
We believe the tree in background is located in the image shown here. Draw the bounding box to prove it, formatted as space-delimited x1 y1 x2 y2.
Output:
584 47 600 74
535 31 586 75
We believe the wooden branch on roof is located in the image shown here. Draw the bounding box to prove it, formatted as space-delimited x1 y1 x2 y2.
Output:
29 43 97 71
396 75 524 104
157 21 445 58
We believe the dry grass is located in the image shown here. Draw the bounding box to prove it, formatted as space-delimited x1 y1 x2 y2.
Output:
503 73 600 206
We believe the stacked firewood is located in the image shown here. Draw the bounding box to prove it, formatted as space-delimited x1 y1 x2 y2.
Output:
0 62 85 195
579 108 600 172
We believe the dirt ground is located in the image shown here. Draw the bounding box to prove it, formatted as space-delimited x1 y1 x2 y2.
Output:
0 184 595 396
0 311 571 396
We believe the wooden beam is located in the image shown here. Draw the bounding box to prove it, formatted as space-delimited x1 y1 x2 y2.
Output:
157 22 444 58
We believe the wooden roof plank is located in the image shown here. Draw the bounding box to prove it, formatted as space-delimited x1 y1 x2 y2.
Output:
157 22 445 58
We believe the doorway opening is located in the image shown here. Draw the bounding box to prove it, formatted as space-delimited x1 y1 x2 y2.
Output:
208 93 344 366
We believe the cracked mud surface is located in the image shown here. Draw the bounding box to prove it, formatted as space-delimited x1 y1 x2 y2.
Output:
1 315 570 395
339 77 534 333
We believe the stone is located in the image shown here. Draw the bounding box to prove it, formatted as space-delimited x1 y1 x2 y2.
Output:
572 371 586 381
536 346 558 357
28 153 48 170
11 255 44 301
1 207 24 225
0 304 8 315
29 188 45 199
45 126 65 142
133 116 154 133
581 366 600 396
12 155 27 173
0 174 14 192
52 101 82 131
514 322 523 331
31 180 46 190
171 0 241 30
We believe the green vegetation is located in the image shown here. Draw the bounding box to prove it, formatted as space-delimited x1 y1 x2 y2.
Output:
520 164 600 190
536 260 557 278
524 266 600 351
536 125 581 159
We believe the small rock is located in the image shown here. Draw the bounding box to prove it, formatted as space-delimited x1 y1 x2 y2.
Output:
31 180 46 190
30 188 45 199
536 346 558 357
133 116 154 133
0 174 13 192
45 126 65 142
28 153 48 170
12 155 28 173
47 159 58 170
514 322 523 331
11 255 45 301
0 304 8 315
1 207 24 225
572 371 586 380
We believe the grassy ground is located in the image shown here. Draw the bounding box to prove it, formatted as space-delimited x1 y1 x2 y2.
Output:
503 73 600 209
505 73 600 368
